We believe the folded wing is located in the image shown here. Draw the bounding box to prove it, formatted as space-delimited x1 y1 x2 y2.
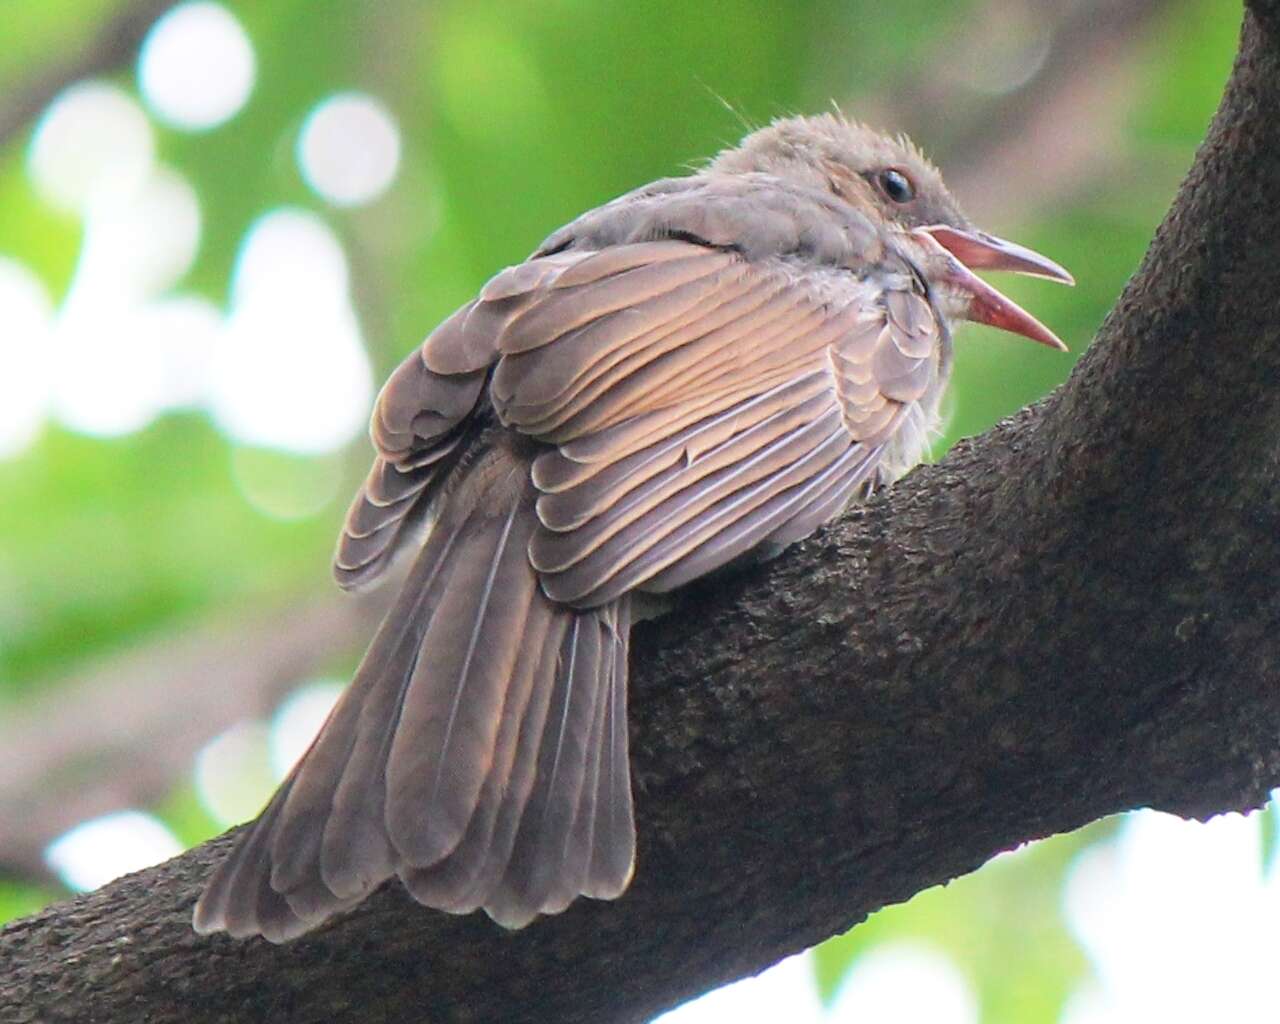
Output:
459 240 946 609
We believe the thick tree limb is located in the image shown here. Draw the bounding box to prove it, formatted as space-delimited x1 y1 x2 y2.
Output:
3 7 1280 1023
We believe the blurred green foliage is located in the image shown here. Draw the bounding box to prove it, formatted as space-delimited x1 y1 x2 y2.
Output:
815 822 1114 1022
0 0 1252 1019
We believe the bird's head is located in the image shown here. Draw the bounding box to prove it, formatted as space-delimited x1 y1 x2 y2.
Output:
711 113 1074 349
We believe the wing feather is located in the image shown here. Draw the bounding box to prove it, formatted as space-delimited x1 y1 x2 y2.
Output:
531 370 829 485
491 267 765 410
510 313 822 443
479 246 948 610
498 252 736 355
495 272 802 438
538 412 852 605
533 381 832 532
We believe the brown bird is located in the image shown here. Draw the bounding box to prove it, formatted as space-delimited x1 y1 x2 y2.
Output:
193 113 1072 942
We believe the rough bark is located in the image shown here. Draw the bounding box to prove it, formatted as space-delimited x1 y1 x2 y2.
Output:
4 6 1280 1023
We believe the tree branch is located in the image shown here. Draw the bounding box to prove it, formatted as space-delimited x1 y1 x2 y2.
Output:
0 0 175 152
875 0 1174 223
940 0 1172 224
0 592 389 883
3 7 1280 1023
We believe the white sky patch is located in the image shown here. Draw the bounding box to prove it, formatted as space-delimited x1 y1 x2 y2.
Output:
653 951 822 1023
985 836 1042 866
76 166 203 298
209 208 372 454
653 933 973 1023
138 2 256 131
45 811 183 892
0 259 53 458
829 944 978 1024
194 720 274 828
28 82 154 214
297 93 402 207
1063 808 1280 1024
269 680 344 780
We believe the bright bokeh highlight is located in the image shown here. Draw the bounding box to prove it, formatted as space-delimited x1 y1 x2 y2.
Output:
129 295 223 412
45 811 183 892
138 2 255 130
28 82 154 214
191 681 343 828
1062 808 1280 1024
828 944 978 1023
76 165 202 298
208 208 373 454
269 680 344 779
298 93 402 206
194 720 274 828
48 166 207 438
229 447 345 521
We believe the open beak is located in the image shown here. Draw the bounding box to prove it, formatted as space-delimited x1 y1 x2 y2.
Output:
914 224 1074 351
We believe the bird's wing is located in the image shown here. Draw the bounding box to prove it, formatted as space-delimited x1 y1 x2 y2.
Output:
332 351 487 590
336 175 946 603
479 240 944 607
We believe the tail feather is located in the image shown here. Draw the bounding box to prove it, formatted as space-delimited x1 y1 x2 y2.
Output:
543 598 632 913
193 458 637 941
543 637 611 915
266 521 459 903
197 775 336 943
311 644 420 904
386 492 537 866
196 525 451 940
484 612 610 929
266 681 365 898
400 594 557 911
586 599 635 898
414 607 572 915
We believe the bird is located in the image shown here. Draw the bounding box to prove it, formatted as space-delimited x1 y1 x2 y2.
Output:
193 112 1072 942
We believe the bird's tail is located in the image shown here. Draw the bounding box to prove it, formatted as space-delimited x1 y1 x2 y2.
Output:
193 460 635 941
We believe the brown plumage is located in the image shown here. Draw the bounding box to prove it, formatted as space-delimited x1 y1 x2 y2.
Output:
193 113 1072 941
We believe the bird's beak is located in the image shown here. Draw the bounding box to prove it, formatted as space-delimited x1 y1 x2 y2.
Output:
914 225 1074 351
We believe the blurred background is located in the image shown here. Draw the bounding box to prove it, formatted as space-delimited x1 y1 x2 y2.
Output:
0 1 1275 1021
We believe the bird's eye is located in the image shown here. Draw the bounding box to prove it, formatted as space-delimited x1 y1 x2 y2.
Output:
879 168 915 203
